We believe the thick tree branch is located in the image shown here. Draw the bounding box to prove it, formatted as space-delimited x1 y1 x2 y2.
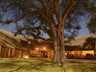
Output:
53 0 62 25
15 22 19 30
29 0 40 10
0 10 38 24
60 0 77 31
38 0 57 30
49 0 55 10
14 26 53 38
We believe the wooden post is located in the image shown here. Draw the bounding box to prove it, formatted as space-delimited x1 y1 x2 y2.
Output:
94 41 96 58
3 47 6 58
19 50 22 58
0 46 1 57
8 48 10 57
1 47 3 58
14 48 16 58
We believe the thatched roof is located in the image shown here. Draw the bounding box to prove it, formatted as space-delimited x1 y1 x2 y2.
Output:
0 29 33 50
65 35 96 51
68 34 96 46
0 29 52 50
28 34 96 51
0 29 95 51
65 45 94 51
28 39 53 50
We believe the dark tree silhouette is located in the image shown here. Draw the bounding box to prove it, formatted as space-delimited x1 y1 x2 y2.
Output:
87 16 96 34
83 37 96 55
84 0 96 34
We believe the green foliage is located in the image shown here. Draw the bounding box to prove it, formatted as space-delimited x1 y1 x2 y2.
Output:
87 15 96 33
83 0 96 33
83 37 96 49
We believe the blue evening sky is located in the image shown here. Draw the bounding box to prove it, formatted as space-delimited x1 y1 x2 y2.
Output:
0 18 90 38
78 17 90 36
0 14 91 38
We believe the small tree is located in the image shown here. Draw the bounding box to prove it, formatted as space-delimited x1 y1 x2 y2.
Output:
84 0 96 33
83 37 96 56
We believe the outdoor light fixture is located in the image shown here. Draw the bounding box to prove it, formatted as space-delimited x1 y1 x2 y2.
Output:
36 48 39 50
65 52 67 55
28 41 31 44
24 56 29 59
43 47 46 50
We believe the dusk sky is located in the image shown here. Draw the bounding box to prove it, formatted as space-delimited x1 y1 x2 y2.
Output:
78 17 90 36
0 17 90 38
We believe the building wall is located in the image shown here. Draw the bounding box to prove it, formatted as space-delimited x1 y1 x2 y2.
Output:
0 46 30 59
66 50 94 55
15 49 22 58
0 45 94 59
29 47 54 59
66 50 94 58
21 50 29 58
82 50 94 56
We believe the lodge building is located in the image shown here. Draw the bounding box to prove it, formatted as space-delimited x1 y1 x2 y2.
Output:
0 29 96 59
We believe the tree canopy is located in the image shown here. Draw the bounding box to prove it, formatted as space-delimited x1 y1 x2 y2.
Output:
84 0 96 34
0 0 95 37
0 0 88 39
83 37 96 49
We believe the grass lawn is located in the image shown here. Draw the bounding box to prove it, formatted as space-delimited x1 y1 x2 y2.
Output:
0 58 96 72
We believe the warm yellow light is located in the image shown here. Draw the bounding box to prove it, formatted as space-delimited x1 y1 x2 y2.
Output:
24 56 29 59
82 50 94 56
65 52 67 55
43 47 46 50
36 48 38 50
28 41 31 44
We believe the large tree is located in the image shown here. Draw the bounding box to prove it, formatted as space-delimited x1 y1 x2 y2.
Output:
0 0 95 65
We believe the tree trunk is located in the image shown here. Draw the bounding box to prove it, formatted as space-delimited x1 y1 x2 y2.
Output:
53 30 67 66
